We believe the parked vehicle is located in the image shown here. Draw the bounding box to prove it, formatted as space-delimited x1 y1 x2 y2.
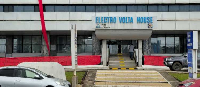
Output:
0 66 71 87
179 78 200 87
164 53 200 71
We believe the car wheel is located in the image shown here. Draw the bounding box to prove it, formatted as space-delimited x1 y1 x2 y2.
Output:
172 62 182 71
169 66 174 71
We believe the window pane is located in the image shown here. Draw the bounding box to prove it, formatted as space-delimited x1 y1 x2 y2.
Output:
179 5 189 12
85 45 92 53
65 45 71 55
175 35 185 53
137 5 147 12
13 45 22 53
14 6 23 12
117 5 126 12
158 5 168 12
151 35 158 53
67 36 71 44
23 36 31 44
25 70 36 78
24 6 34 12
32 45 41 53
0 36 6 44
78 45 84 54
69 6 75 12
127 5 137 12
32 36 41 44
78 36 84 44
55 6 68 12
157 35 165 53
4 5 13 12
190 5 200 12
0 69 14 77
15 69 24 77
57 44 67 53
76 6 85 12
148 5 158 12
169 5 179 12
45 5 55 12
57 36 66 44
0 45 6 53
23 45 31 53
0 6 3 12
108 6 116 12
96 6 108 12
166 35 174 53
86 6 95 12
34 6 39 12
85 36 92 44
13 36 22 44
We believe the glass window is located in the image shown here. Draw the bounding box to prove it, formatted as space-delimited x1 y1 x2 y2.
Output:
13 36 22 53
23 36 31 53
166 35 175 53
4 5 14 12
179 5 189 12
32 36 41 45
117 5 126 12
57 36 66 44
15 69 24 77
76 6 85 12
169 5 179 12
0 6 3 12
25 70 37 78
108 6 117 12
57 44 66 53
32 45 41 53
14 6 23 12
86 6 95 12
67 36 71 45
24 6 34 12
78 36 84 44
148 5 158 12
78 45 84 54
96 6 108 12
85 45 92 53
85 36 92 44
0 69 14 77
69 6 75 12
55 6 68 12
34 6 39 12
190 5 200 12
158 5 168 12
137 5 147 12
23 36 31 45
151 35 158 53
0 36 6 53
154 35 165 53
127 5 137 12
44 5 55 12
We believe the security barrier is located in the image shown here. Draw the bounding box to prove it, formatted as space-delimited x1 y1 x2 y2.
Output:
144 55 169 66
0 55 101 67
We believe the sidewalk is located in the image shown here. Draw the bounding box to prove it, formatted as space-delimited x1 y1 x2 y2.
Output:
137 65 170 70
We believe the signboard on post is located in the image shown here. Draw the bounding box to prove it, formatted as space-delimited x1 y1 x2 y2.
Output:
187 31 198 78
71 24 77 70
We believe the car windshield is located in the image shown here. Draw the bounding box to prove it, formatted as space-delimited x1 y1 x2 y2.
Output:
30 68 48 77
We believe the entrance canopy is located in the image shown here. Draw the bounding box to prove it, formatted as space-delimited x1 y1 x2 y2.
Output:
93 16 157 40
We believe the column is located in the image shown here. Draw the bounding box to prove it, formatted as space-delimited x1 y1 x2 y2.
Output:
102 40 107 66
42 32 50 56
138 40 143 67
92 32 101 55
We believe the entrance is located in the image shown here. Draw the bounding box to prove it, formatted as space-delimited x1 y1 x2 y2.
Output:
107 40 138 55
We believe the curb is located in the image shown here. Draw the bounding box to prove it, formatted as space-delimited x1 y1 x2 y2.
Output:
110 68 137 70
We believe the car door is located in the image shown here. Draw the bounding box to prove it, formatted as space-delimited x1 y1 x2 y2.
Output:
14 69 43 87
0 68 16 87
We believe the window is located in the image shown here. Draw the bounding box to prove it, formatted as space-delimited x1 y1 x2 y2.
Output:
117 5 126 12
0 36 6 53
166 35 175 53
34 6 39 12
127 5 137 12
15 69 24 77
14 6 23 12
69 6 75 12
25 70 37 78
108 6 116 12
158 5 168 12
55 6 68 12
137 5 147 12
0 6 3 12
179 5 189 12
0 69 14 77
96 6 108 12
23 36 32 53
169 5 179 12
24 6 34 12
86 6 95 12
32 36 42 53
148 5 158 12
76 6 85 12
190 5 200 12
44 5 55 12
13 36 22 53
4 5 14 12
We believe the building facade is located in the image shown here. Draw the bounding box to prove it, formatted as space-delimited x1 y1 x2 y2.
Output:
0 0 200 66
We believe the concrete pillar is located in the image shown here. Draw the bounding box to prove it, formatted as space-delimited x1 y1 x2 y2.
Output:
42 32 50 56
6 36 12 57
143 38 151 55
102 40 107 66
92 32 101 55
138 40 143 67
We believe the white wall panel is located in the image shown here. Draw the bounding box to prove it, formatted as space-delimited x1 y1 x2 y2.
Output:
70 0 82 4
56 21 70 30
190 12 200 20
162 12 175 20
162 0 175 3
161 21 175 30
81 21 93 30
120 0 136 4
136 12 149 17
3 13 17 20
176 0 189 3
30 21 41 30
95 12 109 16
108 12 136 17
190 21 200 30
135 0 148 4
46 21 57 30
96 0 109 4
30 12 40 20
176 12 190 20
57 0 69 4
81 13 95 20
43 0 57 4
0 13 4 20
176 21 190 30
148 12 162 20
16 13 31 20
44 13 57 20
83 0 96 4
153 21 162 30
190 0 200 3
57 12 70 20
69 12 82 20
149 0 162 4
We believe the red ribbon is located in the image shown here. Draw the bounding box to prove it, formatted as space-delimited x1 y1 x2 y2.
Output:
38 0 50 55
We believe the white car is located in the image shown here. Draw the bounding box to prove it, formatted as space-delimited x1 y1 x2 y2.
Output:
0 66 71 87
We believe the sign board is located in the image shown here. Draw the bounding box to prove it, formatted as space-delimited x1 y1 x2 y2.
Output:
187 31 198 78
71 25 77 70
93 16 157 29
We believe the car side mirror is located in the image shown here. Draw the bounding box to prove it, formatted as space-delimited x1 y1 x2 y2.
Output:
34 75 42 80
184 56 187 58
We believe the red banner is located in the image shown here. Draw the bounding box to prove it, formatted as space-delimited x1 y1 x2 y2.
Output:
38 0 50 55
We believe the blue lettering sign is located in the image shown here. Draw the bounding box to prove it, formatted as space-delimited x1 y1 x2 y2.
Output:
187 31 193 49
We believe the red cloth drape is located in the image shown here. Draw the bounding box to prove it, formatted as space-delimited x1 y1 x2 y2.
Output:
38 0 50 55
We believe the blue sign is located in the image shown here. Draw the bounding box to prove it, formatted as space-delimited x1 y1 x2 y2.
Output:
187 31 193 49
188 49 193 78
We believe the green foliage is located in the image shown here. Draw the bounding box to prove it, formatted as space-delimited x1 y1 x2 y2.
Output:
65 71 86 84
168 73 200 81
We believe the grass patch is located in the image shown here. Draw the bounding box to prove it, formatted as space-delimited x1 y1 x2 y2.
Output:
168 73 200 81
65 71 86 84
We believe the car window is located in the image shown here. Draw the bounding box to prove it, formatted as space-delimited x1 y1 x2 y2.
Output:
15 69 25 77
0 68 15 77
25 70 38 78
